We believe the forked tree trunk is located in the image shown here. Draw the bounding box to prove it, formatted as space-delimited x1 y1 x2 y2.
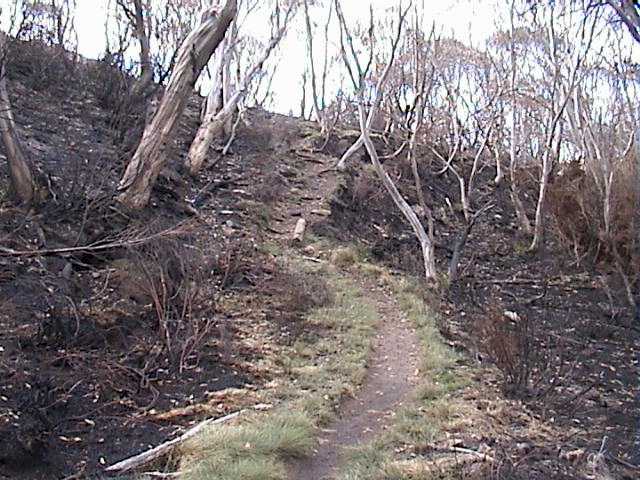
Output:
117 0 237 209
186 17 291 174
359 105 437 281
0 36 39 205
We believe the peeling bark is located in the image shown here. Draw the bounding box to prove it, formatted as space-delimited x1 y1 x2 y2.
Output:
117 0 237 210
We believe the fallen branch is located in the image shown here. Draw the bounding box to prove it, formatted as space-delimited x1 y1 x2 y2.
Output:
0 223 193 257
105 410 242 474
292 218 307 242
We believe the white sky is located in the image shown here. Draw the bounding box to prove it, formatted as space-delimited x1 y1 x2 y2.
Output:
71 0 495 113
0 1 500 113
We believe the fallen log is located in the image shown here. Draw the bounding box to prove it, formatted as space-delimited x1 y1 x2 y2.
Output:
105 410 242 474
292 218 307 242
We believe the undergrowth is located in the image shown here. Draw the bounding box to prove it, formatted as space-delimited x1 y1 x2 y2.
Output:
174 245 380 479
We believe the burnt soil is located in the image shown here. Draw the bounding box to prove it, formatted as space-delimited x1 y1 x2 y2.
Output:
321 147 639 477
0 42 339 480
1 40 639 480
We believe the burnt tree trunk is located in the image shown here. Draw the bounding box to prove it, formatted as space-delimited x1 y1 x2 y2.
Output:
130 0 153 97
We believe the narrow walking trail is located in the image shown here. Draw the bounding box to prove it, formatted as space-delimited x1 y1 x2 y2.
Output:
270 138 422 479
291 284 421 480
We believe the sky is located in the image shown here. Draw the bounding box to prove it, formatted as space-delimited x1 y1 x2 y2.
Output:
71 0 495 113
1 0 500 113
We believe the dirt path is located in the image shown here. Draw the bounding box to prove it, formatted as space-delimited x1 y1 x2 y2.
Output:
267 140 421 479
291 285 420 480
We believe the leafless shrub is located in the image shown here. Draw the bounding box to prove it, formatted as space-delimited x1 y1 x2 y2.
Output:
128 236 216 373
477 293 578 401
5 37 76 91
255 171 288 204
548 158 639 306
84 54 148 155
265 269 335 329
477 296 535 396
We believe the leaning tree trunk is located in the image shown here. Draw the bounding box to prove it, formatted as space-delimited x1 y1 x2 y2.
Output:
0 35 39 205
117 0 237 210
201 37 227 121
359 106 437 282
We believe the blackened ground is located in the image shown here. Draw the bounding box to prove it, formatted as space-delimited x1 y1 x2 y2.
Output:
0 41 335 479
321 147 639 478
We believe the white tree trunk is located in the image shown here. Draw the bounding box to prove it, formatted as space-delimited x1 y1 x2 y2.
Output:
117 0 237 209
359 105 437 281
529 148 553 251
0 35 39 205
186 14 292 174
202 37 226 121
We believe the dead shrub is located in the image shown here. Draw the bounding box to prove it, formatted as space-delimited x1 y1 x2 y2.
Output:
477 293 576 401
267 270 335 322
84 54 149 156
126 236 216 373
255 171 288 204
477 297 535 396
6 37 77 92
351 164 384 206
548 159 639 306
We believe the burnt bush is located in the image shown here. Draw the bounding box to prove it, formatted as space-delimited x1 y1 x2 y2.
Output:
548 159 639 305
6 38 77 92
265 269 335 326
476 293 576 400
84 53 152 157
477 297 535 396
255 171 289 204
105 228 218 373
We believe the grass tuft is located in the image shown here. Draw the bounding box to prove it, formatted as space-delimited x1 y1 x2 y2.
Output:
179 251 380 479
181 412 313 480
331 246 361 268
337 262 472 480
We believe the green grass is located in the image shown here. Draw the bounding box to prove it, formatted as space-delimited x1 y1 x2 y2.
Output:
281 273 379 424
338 264 471 480
176 247 381 479
181 412 313 480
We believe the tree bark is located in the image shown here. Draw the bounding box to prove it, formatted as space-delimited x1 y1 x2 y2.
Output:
117 0 237 210
186 14 292 174
130 0 154 97
0 35 39 205
360 106 437 281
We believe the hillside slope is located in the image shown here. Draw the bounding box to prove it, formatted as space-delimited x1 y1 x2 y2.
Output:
0 45 638 480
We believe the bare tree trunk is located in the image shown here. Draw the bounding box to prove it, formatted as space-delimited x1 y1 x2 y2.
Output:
509 109 532 234
0 35 39 205
202 37 226 121
349 3 436 281
186 10 293 174
507 0 532 234
360 105 437 281
300 69 308 119
530 141 555 251
117 0 237 209
131 0 153 97
303 0 324 131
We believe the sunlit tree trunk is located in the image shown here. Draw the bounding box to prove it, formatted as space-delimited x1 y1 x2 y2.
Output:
186 6 294 174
